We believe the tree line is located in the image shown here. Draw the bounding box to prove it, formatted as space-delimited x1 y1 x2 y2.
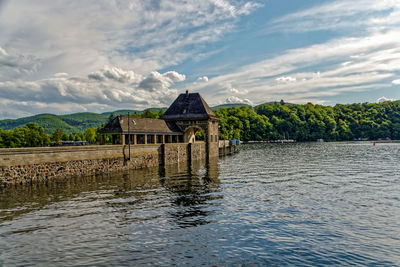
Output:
0 123 99 148
216 101 400 142
0 110 164 148
1 100 399 147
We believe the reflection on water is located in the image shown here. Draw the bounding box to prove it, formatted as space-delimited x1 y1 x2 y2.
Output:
0 159 220 225
1 143 400 266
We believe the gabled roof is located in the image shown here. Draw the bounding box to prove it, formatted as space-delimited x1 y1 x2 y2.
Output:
161 92 218 120
99 116 182 134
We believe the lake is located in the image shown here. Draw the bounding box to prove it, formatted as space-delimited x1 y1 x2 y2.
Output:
1 142 399 266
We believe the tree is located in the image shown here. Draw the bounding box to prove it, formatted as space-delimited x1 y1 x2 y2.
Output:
68 133 75 141
75 132 85 141
141 109 158 118
62 133 69 141
21 123 50 147
51 129 64 145
85 128 96 143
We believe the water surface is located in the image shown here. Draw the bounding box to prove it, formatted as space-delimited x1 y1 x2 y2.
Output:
1 142 399 266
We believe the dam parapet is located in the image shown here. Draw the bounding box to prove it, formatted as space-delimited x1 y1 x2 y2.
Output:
0 141 238 187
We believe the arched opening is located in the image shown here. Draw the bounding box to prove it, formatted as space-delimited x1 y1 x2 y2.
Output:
184 126 205 143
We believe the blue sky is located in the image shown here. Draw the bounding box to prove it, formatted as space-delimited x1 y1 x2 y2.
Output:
0 0 399 118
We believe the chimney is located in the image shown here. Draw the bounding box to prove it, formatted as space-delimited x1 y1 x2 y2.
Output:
186 90 189 96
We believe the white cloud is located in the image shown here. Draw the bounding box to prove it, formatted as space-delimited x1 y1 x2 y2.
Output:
0 66 186 118
138 71 185 92
276 76 296 83
218 82 248 95
0 1 262 118
88 66 143 83
230 88 239 94
0 46 40 80
236 2 263 15
0 47 8 56
392 79 400 85
197 30 400 105
197 76 209 82
0 0 261 79
197 0 400 105
163 71 186 82
54 72 69 78
225 96 253 105
377 96 394 103
269 0 400 34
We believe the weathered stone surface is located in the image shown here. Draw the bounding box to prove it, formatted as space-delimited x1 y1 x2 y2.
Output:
0 141 234 187
0 145 159 187
0 153 160 187
191 142 206 161
163 143 188 165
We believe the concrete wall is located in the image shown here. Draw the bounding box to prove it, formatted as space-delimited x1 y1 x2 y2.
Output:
207 120 219 159
0 142 209 187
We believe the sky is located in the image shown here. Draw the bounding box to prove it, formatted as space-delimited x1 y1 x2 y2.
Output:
0 0 400 119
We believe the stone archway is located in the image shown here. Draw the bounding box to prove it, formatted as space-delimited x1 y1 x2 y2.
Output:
183 126 205 143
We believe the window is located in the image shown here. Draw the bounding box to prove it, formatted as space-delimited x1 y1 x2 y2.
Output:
136 135 145 144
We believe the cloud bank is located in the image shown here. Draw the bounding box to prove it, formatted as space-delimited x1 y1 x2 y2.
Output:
0 0 261 118
0 65 185 117
194 0 400 105
1 0 399 117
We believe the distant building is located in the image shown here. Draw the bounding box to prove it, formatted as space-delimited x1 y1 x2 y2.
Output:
98 91 220 158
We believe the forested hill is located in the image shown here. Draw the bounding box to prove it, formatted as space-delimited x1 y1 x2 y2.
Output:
216 101 400 141
0 108 167 134
0 105 249 134
211 103 251 111
1 101 400 142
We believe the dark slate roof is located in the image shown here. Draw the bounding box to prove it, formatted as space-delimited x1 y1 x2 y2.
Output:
99 116 182 134
161 92 218 120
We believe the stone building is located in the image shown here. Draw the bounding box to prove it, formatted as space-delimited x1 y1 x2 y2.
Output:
99 91 220 159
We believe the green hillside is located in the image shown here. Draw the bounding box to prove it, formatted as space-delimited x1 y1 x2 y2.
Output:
58 112 109 132
211 103 251 111
1 101 400 143
0 108 168 134
0 114 81 134
215 100 400 142
101 109 141 117
0 102 296 134
102 107 167 117
0 112 108 134
143 107 168 113
256 101 295 107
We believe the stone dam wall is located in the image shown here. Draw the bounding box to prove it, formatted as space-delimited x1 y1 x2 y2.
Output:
0 142 213 187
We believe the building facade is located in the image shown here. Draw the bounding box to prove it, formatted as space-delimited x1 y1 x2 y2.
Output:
98 91 220 159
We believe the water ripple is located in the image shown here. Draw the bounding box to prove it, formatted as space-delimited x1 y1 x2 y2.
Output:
0 142 399 266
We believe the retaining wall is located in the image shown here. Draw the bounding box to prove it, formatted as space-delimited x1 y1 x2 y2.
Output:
0 142 208 187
